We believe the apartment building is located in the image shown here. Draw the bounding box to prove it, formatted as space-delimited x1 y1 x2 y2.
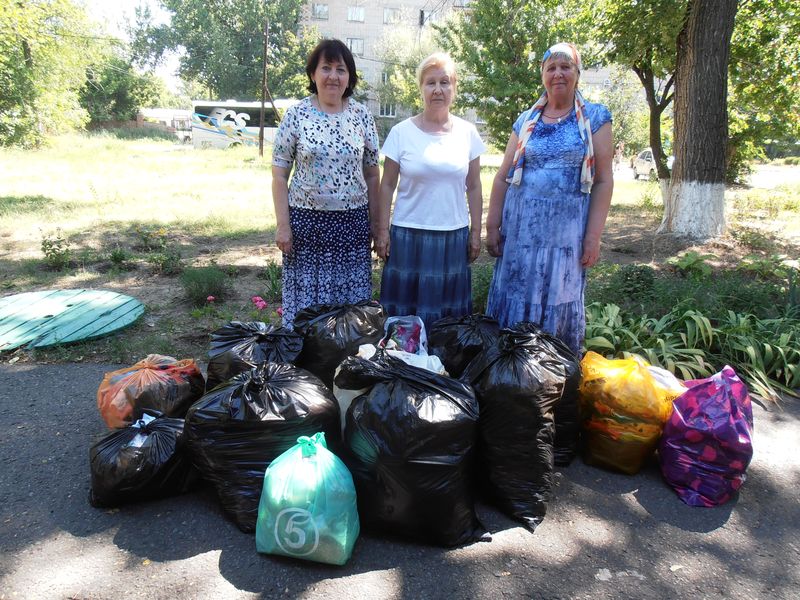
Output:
300 0 471 120
299 1 611 131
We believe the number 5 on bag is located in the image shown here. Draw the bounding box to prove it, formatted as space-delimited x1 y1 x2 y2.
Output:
255 432 360 565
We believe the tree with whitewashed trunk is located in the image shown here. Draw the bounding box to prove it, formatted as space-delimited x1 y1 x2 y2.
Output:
659 0 738 238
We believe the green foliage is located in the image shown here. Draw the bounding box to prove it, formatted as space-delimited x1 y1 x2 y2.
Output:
40 229 72 270
584 303 714 380
733 186 800 218
585 302 800 401
729 225 776 252
737 255 792 281
80 53 172 123
638 181 662 213
108 246 134 270
131 0 316 100
180 265 229 306
91 127 177 142
714 311 800 400
471 262 494 314
435 0 568 147
667 251 716 279
133 224 169 251
147 247 183 275
593 65 649 153
373 27 438 116
258 260 283 302
728 0 800 182
0 0 100 146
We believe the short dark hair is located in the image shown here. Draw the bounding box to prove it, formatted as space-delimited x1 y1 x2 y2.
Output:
306 39 359 98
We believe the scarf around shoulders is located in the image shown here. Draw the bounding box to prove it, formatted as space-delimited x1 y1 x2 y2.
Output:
506 89 595 194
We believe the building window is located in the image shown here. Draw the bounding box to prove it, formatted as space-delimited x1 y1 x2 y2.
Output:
346 37 364 56
419 9 438 26
312 3 328 19
383 7 401 24
379 102 396 118
381 71 390 85
347 6 365 22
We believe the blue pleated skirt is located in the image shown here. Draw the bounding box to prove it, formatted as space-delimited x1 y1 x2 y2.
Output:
379 225 472 330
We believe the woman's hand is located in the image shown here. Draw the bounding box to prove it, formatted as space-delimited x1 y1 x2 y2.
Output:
373 228 390 260
580 235 600 268
486 226 503 257
468 228 481 262
275 225 293 256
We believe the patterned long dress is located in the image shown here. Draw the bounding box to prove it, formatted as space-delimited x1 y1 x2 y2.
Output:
272 97 380 328
487 101 611 354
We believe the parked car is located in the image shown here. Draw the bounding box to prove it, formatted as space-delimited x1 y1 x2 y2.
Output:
633 148 674 180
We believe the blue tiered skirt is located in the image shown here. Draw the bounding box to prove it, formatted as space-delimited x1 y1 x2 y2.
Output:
379 225 472 330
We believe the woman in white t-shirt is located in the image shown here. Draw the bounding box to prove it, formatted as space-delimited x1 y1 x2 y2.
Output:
374 52 486 329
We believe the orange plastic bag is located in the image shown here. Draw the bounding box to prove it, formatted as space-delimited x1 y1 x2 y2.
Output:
578 352 675 474
97 354 205 428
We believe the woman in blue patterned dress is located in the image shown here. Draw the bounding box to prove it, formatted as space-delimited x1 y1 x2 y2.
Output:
485 42 614 354
272 39 380 328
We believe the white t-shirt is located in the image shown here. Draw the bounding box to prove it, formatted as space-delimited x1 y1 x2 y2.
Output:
381 116 487 231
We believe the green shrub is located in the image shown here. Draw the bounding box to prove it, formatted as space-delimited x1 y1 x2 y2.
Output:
109 245 134 270
40 229 72 270
147 246 183 275
180 265 229 306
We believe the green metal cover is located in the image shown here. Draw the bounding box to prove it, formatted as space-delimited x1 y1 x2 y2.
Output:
0 289 144 351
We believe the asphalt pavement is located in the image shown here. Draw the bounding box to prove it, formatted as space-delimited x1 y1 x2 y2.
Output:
0 362 798 600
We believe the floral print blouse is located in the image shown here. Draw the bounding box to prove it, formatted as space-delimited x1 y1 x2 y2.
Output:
272 96 380 211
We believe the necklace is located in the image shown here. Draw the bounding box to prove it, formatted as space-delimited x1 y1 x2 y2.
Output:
543 107 572 122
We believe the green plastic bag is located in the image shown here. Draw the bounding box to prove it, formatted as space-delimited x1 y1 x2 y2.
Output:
255 432 359 565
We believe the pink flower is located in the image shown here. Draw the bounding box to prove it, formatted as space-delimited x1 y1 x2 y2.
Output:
251 295 264 303
206 295 215 303
276 307 284 316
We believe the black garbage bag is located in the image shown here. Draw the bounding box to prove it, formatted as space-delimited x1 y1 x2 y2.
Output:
511 322 582 466
89 411 199 508
461 328 568 531
428 314 501 378
335 353 485 547
294 300 386 388
184 362 340 533
205 321 303 391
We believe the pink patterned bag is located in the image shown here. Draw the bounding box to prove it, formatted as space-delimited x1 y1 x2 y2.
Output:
658 366 754 506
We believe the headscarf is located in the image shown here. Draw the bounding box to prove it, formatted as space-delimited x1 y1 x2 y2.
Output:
506 43 595 194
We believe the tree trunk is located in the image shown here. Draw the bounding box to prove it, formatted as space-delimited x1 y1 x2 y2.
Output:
659 0 738 239
635 65 673 182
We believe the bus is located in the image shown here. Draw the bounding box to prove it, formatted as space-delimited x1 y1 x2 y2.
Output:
191 99 300 149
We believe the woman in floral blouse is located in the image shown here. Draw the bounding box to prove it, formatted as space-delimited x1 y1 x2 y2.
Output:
272 39 380 328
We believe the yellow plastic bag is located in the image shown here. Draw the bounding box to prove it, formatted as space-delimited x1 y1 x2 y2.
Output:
578 352 675 474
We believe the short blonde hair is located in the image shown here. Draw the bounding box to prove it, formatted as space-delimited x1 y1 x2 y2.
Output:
416 52 457 89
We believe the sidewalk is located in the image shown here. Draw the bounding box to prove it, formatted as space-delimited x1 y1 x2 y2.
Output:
1 362 797 599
